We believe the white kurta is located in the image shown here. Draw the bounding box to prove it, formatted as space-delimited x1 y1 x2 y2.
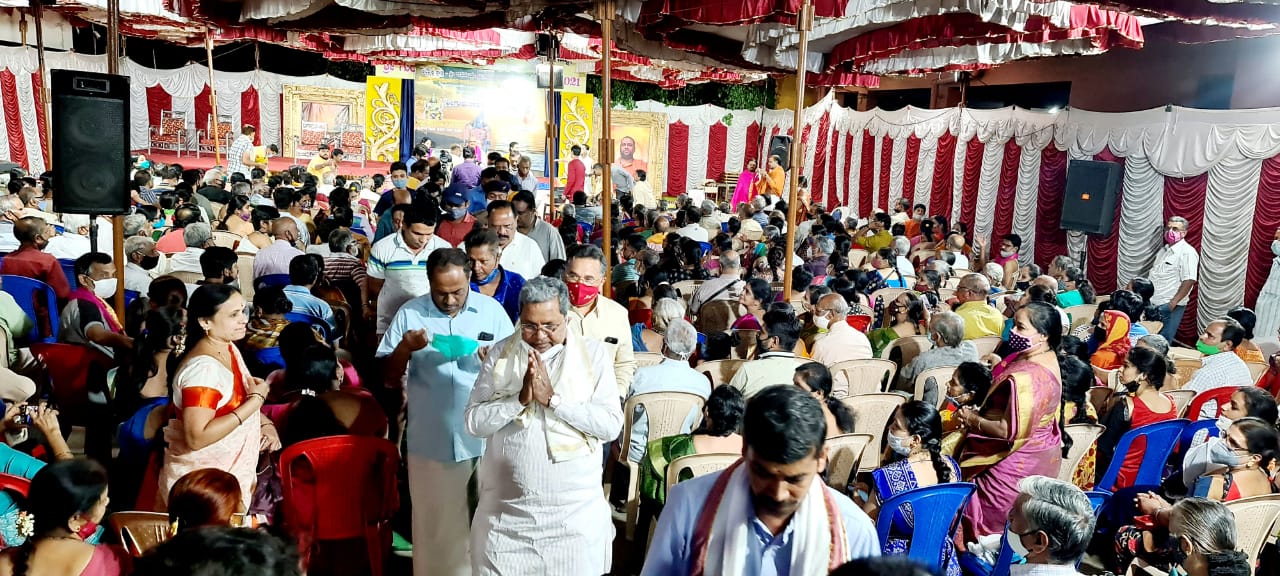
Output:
464 332 623 576
1256 242 1280 347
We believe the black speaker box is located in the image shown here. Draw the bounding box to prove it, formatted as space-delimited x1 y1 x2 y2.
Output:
1060 159 1122 235
768 135 792 170
51 69 130 215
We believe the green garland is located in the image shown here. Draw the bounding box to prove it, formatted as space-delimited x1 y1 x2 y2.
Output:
585 76 774 118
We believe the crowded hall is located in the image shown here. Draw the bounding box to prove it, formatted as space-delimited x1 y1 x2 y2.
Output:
7 0 1280 575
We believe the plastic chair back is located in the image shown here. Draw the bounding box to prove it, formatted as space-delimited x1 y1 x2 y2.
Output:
278 435 400 576
0 473 31 497
828 358 897 398
1095 419 1188 493
875 482 977 572
58 259 76 288
1175 419 1220 457
1 275 58 343
1224 493 1280 569
1085 490 1112 514
847 249 868 269
845 314 873 332
123 290 141 308
619 391 705 540
30 343 112 427
255 274 291 291
970 336 1003 358
1064 304 1097 333
1184 386 1241 420
665 453 739 492
285 312 332 342
634 352 665 368
237 254 256 301
1173 358 1204 388
825 433 873 493
843 393 907 472
915 365 959 406
167 270 203 284
211 230 242 249
107 511 170 557
879 335 933 369
1060 424 1106 482
695 359 743 387
253 347 286 374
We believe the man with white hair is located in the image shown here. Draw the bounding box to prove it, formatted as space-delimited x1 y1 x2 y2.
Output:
43 213 92 260
892 236 916 277
954 273 1002 339
750 196 769 227
625 318 710 462
0 195 25 251
122 235 161 294
1006 476 1096 576
698 200 721 239
166 222 213 275
945 233 971 270
897 312 978 400
809 293 873 383
196 167 230 206
690 250 744 313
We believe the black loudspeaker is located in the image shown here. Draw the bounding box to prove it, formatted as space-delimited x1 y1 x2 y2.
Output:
1060 159 1123 235
768 135 792 170
51 69 130 215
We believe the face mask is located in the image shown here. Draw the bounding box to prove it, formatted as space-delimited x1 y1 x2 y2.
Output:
1006 526 1033 559
913 283 931 293
140 254 160 270
1165 230 1185 245
139 160 151 170
92 278 116 300
392 178 409 189
1058 280 1068 291
1000 249 1015 258
1208 438 1247 467
76 520 99 541
448 207 467 221
1196 340 1222 356
239 212 251 222
1216 415 1233 434
565 281 600 307
814 314 830 330
1006 329 1034 353
475 266 500 286
432 334 480 360
1123 379 1141 394
37 200 47 211
886 432 914 456
152 220 165 229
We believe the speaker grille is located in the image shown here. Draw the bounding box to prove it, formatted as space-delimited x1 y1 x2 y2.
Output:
53 94 129 214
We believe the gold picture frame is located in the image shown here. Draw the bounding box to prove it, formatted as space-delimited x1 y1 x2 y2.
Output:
282 85 366 159
607 110 667 196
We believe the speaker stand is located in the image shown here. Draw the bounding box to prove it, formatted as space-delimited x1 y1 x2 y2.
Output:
89 214 98 254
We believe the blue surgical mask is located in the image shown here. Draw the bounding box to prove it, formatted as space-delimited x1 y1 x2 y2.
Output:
432 334 480 360
392 178 409 189
37 200 47 211
475 266 501 286
448 207 467 220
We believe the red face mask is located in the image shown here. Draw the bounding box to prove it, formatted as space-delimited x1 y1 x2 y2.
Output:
566 281 600 307
77 520 99 541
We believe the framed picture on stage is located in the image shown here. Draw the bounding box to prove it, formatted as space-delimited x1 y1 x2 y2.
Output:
610 110 667 194
282 85 366 160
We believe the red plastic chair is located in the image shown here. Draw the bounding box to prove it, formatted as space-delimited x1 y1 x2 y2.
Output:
278 435 399 576
29 343 115 462
846 314 873 332
1185 386 1243 421
0 473 31 497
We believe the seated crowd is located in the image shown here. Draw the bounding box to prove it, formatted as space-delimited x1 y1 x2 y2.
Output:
0 141 1268 576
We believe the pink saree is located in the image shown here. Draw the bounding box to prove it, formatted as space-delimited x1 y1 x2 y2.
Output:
958 354 1063 537
730 172 758 210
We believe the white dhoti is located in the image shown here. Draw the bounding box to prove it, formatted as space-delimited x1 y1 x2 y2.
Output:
409 455 476 576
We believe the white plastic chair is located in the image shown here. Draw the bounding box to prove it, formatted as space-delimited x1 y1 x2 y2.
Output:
843 393 907 472
619 391 706 540
828 358 897 398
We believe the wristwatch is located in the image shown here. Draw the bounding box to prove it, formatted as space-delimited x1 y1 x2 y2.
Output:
548 394 562 411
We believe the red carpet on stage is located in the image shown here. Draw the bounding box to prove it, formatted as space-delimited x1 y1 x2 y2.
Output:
136 151 391 178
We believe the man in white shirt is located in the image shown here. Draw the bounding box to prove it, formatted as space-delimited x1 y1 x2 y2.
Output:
631 169 656 211
511 191 566 264
0 195 24 252
892 236 916 277
122 235 160 295
729 308 805 399
1149 216 1200 343
487 200 545 281
564 244 637 397
167 223 214 275
808 294 873 392
945 233 971 270
1006 476 1095 576
1184 318 1252 418
43 213 92 260
368 206 451 335
674 207 709 243
625 319 709 462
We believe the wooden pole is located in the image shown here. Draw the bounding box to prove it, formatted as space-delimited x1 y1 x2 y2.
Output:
545 37 557 219
599 0 614 295
205 30 221 165
107 0 125 319
31 1 51 170
781 0 812 300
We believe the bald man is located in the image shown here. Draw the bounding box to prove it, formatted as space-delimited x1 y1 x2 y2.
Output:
810 292 873 372
953 273 1002 339
252 218 304 280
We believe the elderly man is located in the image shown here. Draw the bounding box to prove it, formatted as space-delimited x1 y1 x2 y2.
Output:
944 233 971 270
369 206 451 336
954 273 1003 339
809 293 873 376
643 385 879 575
488 200 546 284
897 312 978 402
564 244 636 397
0 195 25 251
690 251 744 313
625 319 709 463
122 236 161 294
749 196 770 227
729 309 804 398
43 213 92 260
252 218 303 281
892 236 916 277
1185 318 1253 418
321 228 369 315
166 222 213 276
465 276 622 576
511 190 566 264
380 248 514 576
698 200 721 239
1149 216 1200 342
0 217 69 298
1006 476 1095 576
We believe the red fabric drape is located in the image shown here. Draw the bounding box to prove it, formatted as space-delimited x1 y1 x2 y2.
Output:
826 127 840 207
958 138 984 232
1246 156 1280 309
992 139 1022 241
859 133 875 217
706 122 728 183
1163 172 1209 343
667 121 689 196
811 113 830 205
1034 147 1069 270
241 86 261 146
146 85 171 132
194 84 213 134
902 135 921 207
744 121 761 168
1 71 27 171
30 72 47 169
1085 149 1126 294
878 135 893 211
930 132 958 219
842 132 855 208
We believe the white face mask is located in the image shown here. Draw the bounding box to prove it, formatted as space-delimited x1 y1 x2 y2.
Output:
1216 415 1233 434
1272 240 1280 257
92 277 117 300
1007 526 1033 559
814 314 830 330
886 432 914 456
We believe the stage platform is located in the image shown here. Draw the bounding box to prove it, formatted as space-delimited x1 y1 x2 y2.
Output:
135 151 391 178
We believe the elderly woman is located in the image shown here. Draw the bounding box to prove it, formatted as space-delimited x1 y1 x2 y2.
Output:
1158 499 1252 576
633 296 685 353
464 228 526 324
956 301 1065 539
867 291 927 358
983 262 1005 294
897 312 979 402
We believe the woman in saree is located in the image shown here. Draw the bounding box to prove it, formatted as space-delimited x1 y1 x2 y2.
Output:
956 300 1065 539
158 284 274 511
730 159 760 210
1090 309 1132 372
866 291 927 358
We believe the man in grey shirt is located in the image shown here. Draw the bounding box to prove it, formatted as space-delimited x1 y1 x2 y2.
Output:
512 190 566 263
689 251 744 313
898 311 978 403
611 164 634 196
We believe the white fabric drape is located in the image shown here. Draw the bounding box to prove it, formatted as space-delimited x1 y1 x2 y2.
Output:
13 72 43 174
951 136 968 219
972 138 1006 249
847 128 864 216
872 135 883 211
834 128 848 207
686 121 710 194
914 134 939 220
1012 146 1042 266
1114 155 1166 290
888 133 907 207
1197 155 1264 332
725 120 749 176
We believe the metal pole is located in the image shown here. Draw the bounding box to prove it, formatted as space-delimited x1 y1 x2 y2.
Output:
107 0 125 319
781 0 812 300
599 0 614 296
31 1 51 170
545 36 557 219
205 30 221 165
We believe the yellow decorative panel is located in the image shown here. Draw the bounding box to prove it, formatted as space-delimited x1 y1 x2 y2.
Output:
365 77 402 163
557 93 593 181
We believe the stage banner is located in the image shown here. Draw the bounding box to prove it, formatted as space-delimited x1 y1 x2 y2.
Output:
413 61 547 173
365 76 402 162
376 63 416 80
558 92 593 182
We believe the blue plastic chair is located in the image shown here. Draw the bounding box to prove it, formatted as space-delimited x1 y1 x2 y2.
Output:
1095 419 1189 493
284 312 331 342
0 275 57 343
253 347 285 373
1176 419 1220 456
1085 490 1112 514
123 290 140 308
958 525 1016 576
58 259 76 287
875 482 976 572
255 274 290 291
720 222 729 233
697 241 712 257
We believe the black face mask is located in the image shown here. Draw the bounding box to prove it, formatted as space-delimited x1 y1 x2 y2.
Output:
140 254 161 270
